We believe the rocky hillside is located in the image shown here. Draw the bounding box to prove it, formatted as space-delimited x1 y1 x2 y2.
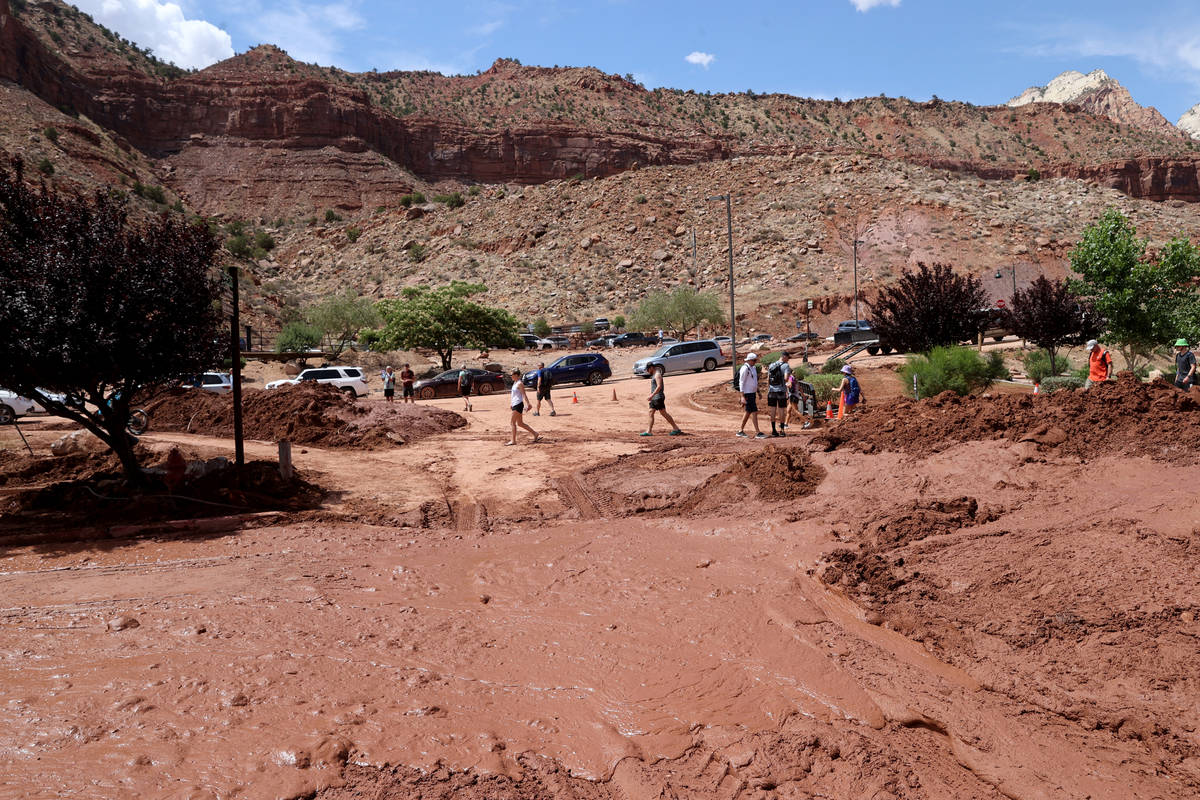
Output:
3 0 1200 221
1009 69 1185 140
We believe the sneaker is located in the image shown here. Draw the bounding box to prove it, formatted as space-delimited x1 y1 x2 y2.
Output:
771 431 780 437
668 429 683 436
802 421 813 429
639 431 652 437
755 433 767 439
550 411 556 417
735 431 748 438
532 412 540 416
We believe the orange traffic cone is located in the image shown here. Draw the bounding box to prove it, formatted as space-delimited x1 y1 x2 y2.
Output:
572 392 579 404
825 401 833 419
1033 383 1040 395
612 388 618 402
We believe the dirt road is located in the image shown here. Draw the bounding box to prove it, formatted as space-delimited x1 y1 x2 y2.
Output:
1 367 1197 799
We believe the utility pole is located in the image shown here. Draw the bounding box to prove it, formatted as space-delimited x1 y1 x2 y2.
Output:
708 193 736 388
853 238 864 326
227 265 245 467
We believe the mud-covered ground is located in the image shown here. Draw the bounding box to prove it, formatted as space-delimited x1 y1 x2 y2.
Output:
1 366 1197 800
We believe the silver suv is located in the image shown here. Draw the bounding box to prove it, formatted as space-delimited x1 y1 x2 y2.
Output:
633 340 723 377
265 366 369 397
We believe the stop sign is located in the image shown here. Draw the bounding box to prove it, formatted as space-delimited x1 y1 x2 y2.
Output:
996 299 1006 308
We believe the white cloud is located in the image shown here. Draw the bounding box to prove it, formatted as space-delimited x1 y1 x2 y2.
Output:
1022 23 1200 91
849 0 901 11
685 51 714 69
240 1 367 66
74 0 233 68
470 20 503 37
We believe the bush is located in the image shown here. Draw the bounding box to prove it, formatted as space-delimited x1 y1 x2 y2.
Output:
357 328 383 351
225 233 251 258
1040 375 1083 393
580 320 595 334
899 346 1009 398
468 185 482 196
406 242 426 262
43 127 59 143
275 321 322 353
532 317 551 337
254 230 275 251
1026 167 1041 182
870 263 988 354
634 194 647 204
324 209 342 223
433 192 464 209
612 315 626 330
37 158 54 176
346 226 361 243
399 192 426 207
821 357 846 375
1020 349 1069 383
807 374 842 403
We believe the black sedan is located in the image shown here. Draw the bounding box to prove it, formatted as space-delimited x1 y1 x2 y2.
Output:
413 368 507 400
522 353 612 388
610 332 658 347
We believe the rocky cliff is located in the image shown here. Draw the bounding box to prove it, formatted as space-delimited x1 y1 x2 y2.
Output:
1009 69 1185 141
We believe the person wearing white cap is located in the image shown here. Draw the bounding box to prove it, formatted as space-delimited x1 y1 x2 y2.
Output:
736 352 766 439
1084 339 1112 388
837 363 865 419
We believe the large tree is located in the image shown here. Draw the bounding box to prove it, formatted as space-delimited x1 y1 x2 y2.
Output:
631 287 725 339
305 290 378 357
1069 208 1200 372
374 281 520 369
0 159 224 484
868 262 988 353
1008 276 1103 371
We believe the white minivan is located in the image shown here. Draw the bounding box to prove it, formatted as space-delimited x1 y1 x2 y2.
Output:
633 340 724 377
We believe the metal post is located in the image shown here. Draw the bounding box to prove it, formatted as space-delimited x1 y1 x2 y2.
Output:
228 265 245 467
725 194 736 388
853 239 862 326
1011 264 1017 299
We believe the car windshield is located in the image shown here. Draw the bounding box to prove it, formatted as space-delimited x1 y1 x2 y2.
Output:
650 345 672 357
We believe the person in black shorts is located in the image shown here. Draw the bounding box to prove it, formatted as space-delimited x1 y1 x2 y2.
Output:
736 352 765 438
400 363 415 402
381 365 396 402
457 363 473 411
765 351 792 437
534 361 556 416
640 362 682 436
506 369 540 445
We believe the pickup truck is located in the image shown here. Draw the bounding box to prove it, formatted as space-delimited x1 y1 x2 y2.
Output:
609 332 659 347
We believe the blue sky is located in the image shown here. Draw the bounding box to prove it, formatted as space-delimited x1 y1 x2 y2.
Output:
73 0 1200 120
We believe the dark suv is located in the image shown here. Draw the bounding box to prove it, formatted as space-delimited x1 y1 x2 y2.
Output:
522 353 612 387
610 332 658 347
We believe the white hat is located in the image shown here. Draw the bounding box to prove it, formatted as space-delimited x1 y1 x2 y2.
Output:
841 364 854 374
745 353 757 361
1085 340 1099 351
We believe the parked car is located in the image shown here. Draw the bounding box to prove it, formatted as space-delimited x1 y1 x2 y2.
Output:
188 372 233 393
536 335 570 350
586 334 617 347
522 353 612 388
786 331 821 342
751 333 773 343
265 366 369 397
0 389 39 424
658 336 679 345
594 317 611 331
520 333 541 349
712 336 732 345
413 368 506 400
633 340 724 377
610 332 658 348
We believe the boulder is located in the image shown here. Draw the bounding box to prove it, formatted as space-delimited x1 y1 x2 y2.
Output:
50 429 103 457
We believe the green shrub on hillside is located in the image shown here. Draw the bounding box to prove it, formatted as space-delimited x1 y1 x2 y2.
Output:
900 346 1009 398
807 373 842 403
1020 350 1069 383
275 321 322 353
821 357 846 375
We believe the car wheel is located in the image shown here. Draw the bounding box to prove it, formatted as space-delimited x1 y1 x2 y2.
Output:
587 370 604 385
342 387 357 398
703 358 717 371
993 335 1005 343
420 386 436 400
0 404 14 425
866 345 880 356
477 382 493 395
126 409 149 436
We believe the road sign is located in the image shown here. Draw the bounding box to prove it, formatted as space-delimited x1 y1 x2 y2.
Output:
996 299 1006 308
807 299 814 310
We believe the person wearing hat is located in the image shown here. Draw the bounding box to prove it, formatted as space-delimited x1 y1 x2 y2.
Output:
1175 339 1196 392
837 363 864 419
1084 340 1112 388
765 351 792 437
736 352 766 439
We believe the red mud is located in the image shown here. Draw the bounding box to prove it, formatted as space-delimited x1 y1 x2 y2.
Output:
819 373 1200 461
142 383 466 448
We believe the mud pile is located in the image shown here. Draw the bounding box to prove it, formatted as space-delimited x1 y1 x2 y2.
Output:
143 384 466 448
820 374 1200 461
674 445 825 514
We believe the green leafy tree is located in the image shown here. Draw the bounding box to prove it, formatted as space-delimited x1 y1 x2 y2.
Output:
532 317 552 337
612 314 626 330
275 321 322 353
0 159 223 485
1069 208 1200 372
305 290 379 357
631 287 725 339
376 282 521 370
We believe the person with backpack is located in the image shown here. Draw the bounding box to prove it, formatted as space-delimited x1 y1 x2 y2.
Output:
766 351 792 437
736 353 765 438
837 364 864 420
1084 340 1112 388
534 361 556 416
457 364 474 411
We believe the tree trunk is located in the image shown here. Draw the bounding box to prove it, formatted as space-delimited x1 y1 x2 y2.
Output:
439 349 453 371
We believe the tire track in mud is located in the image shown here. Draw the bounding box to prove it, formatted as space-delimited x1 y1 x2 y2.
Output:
454 501 488 532
555 474 604 520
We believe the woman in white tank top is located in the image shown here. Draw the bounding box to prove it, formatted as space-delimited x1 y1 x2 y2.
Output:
506 369 540 445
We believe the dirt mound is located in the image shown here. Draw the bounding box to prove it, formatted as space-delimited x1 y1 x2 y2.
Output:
859 496 998 549
816 374 1200 461
142 384 465 448
674 445 825 514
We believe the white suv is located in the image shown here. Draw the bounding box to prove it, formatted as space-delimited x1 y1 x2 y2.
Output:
266 366 369 397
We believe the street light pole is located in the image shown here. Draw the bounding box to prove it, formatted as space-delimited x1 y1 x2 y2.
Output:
708 193 737 388
995 265 1017 301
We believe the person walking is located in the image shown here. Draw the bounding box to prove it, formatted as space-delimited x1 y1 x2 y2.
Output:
837 364 864 419
641 362 683 437
380 365 396 403
534 361 556 416
507 369 540 445
736 352 765 439
1175 339 1196 392
1084 340 1113 388
399 363 415 404
766 351 792 437
457 364 474 411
